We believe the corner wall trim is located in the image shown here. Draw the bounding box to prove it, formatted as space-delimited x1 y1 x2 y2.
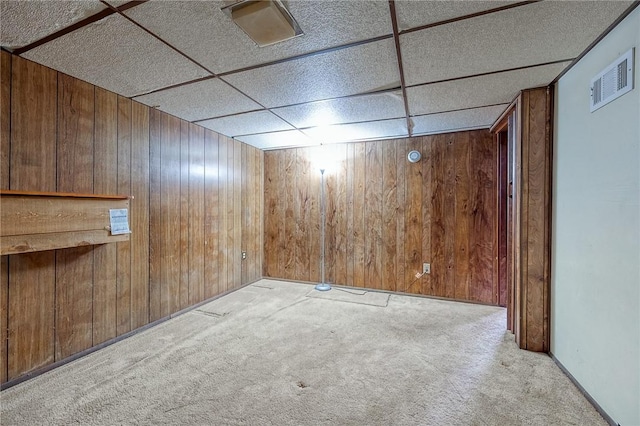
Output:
550 352 619 426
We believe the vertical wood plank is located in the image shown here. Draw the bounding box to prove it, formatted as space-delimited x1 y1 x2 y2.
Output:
227 136 236 290
148 109 162 322
256 148 264 281
55 74 95 360
381 142 397 292
241 143 248 285
116 96 131 335
283 149 296 280
245 144 259 284
443 133 456 298
0 50 10 383
189 123 205 304
469 130 496 304
160 114 181 317
522 88 550 352
93 88 117 345
345 143 355 286
430 135 445 295
308 150 320 283
0 256 6 383
8 55 57 380
218 136 229 290
293 150 310 281
56 74 94 192
395 140 406 292
405 138 422 292
130 101 149 329
54 246 94 360
420 137 432 294
8 254 55 379
233 140 242 289
179 121 190 309
497 132 509 308
10 56 56 192
1 50 10 189
454 132 471 300
333 144 347 285
204 130 219 298
364 142 382 289
263 152 277 278
352 143 366 287
325 150 338 284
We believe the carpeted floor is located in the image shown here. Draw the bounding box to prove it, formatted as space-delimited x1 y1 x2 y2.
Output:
1 279 604 425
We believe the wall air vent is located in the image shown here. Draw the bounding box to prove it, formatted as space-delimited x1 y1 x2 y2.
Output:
590 48 634 112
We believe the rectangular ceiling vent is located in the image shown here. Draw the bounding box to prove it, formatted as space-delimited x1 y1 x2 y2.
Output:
590 48 634 112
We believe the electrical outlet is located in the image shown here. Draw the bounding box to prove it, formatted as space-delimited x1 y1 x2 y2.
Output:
423 263 430 274
242 251 247 260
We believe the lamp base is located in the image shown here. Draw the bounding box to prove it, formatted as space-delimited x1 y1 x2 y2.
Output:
314 283 332 292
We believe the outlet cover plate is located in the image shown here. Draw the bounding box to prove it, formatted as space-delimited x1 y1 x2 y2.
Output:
423 263 430 274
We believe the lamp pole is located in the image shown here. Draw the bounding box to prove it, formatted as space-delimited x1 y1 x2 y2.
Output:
315 168 331 291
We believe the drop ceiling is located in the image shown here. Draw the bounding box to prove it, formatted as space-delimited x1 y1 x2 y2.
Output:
1 0 636 150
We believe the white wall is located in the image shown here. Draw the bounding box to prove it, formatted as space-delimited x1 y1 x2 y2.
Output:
552 7 639 426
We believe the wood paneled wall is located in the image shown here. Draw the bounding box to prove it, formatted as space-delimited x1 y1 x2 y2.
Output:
263 131 497 304
516 87 552 352
0 52 263 384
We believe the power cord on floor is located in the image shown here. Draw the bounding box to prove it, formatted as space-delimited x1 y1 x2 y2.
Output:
404 271 426 293
328 271 425 296
332 287 368 296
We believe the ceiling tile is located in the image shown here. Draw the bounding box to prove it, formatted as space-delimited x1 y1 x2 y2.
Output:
22 14 211 98
0 0 107 49
123 0 392 74
235 130 313 150
411 105 509 135
223 38 400 108
133 78 261 121
407 62 570 116
272 91 406 128
303 118 408 144
401 1 634 86
198 111 294 137
395 1 516 31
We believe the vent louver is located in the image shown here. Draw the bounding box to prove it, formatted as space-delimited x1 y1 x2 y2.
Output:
590 48 634 112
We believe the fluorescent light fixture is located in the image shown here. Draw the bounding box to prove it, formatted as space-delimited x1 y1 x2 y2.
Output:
222 0 303 47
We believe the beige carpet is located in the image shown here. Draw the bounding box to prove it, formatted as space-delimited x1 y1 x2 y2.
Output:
1 279 604 425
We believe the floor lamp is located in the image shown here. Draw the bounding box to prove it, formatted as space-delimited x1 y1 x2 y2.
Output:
315 167 331 291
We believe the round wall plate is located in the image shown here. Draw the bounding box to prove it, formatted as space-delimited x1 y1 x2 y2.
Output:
408 150 421 163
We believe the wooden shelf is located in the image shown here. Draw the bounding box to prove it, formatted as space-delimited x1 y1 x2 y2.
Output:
1 190 130 255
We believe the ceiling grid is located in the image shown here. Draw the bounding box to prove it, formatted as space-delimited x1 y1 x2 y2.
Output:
1 0 637 149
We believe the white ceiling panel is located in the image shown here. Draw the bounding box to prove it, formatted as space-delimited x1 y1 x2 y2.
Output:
395 0 516 31
123 0 392 74
0 0 107 49
407 61 570 116
401 1 634 86
223 38 400 108
303 118 408 144
133 78 261 121
272 91 406 128
235 130 313 150
22 14 211 98
198 111 294 137
412 105 508 135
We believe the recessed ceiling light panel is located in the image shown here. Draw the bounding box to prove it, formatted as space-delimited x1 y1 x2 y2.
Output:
222 0 303 47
